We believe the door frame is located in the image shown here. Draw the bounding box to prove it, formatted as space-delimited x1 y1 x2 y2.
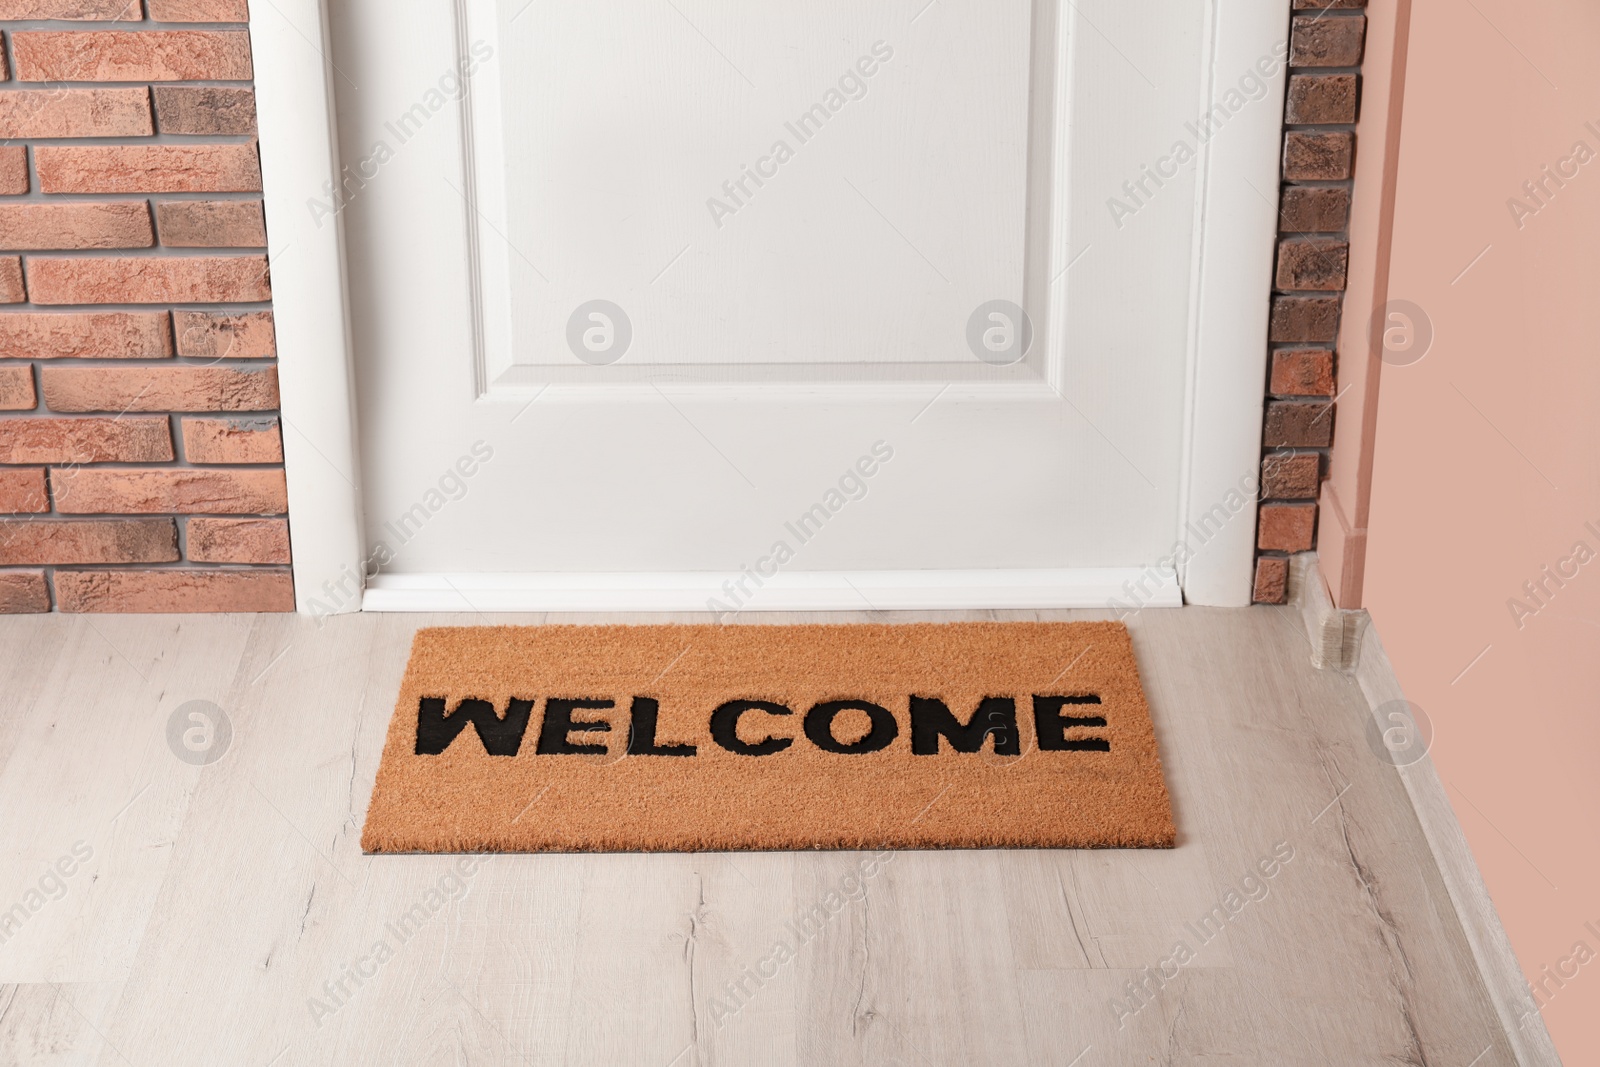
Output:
251 0 1288 616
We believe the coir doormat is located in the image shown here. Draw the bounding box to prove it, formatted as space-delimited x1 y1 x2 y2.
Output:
361 622 1175 853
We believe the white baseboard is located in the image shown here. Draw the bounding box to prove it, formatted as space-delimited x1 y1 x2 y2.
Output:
1287 552 1371 671
1288 551 1556 1063
1356 624 1561 1066
361 568 1182 613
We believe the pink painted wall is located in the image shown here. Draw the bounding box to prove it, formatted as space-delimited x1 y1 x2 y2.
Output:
1363 0 1600 1058
1319 0 1409 606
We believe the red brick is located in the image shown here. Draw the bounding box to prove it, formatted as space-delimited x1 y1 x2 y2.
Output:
0 88 152 140
0 202 154 250
1276 239 1349 291
1252 557 1289 605
0 0 140 16
1270 348 1335 396
0 519 178 565
187 517 290 564
0 312 173 359
1290 13 1366 67
156 200 266 247
0 366 35 409
1293 0 1366 9
0 416 173 463
56 569 294 613
0 469 48 513
182 416 281 463
1258 503 1317 553
1285 73 1358 125
0 256 24 302
1279 186 1350 233
174 310 274 358
1261 452 1321 499
151 86 255 135
26 255 270 304
36 145 261 194
1269 295 1341 342
41 365 278 412
148 0 250 22
0 571 50 613
52 467 287 514
1263 400 1335 448
1284 131 1354 180
0 147 27 195
12 31 253 82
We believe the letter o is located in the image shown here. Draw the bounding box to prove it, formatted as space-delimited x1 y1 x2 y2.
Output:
804 700 898 754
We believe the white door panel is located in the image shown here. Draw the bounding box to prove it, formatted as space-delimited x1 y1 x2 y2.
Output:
328 0 1223 605
475 0 1031 374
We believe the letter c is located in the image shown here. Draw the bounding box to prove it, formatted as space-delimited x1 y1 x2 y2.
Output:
755 155 779 178
710 700 793 755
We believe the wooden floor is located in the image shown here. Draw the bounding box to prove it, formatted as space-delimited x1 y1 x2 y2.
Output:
0 606 1515 1066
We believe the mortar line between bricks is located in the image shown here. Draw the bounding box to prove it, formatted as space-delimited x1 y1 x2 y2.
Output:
1 302 275 311
1 136 259 146
0 79 256 89
15 248 269 258
3 511 288 520
0 192 264 201
5 462 287 470
2 364 277 372
0 20 250 26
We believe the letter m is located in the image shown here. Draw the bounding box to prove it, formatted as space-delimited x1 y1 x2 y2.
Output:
415 697 534 756
910 696 1021 755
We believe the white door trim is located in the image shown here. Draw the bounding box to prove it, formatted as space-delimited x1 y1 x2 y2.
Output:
258 0 1283 614
249 0 366 615
363 568 1182 613
1177 0 1290 606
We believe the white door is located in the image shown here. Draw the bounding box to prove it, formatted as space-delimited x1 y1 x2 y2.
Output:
323 0 1278 611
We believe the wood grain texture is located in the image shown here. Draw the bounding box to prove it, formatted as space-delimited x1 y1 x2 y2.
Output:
0 607 1523 1066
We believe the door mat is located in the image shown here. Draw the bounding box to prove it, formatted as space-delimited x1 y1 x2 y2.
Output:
361 621 1175 853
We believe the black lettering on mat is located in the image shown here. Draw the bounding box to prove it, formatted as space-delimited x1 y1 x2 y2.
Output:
626 697 697 756
536 698 614 755
414 696 535 756
709 700 794 756
1033 694 1111 752
804 700 899 754
909 696 1021 755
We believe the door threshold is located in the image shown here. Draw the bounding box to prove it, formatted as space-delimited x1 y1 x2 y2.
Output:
361 569 1182 613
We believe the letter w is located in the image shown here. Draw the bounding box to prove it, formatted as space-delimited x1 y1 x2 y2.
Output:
910 696 1021 755
415 697 534 756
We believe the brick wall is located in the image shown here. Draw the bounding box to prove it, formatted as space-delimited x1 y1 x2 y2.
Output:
1252 0 1366 603
0 0 291 613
